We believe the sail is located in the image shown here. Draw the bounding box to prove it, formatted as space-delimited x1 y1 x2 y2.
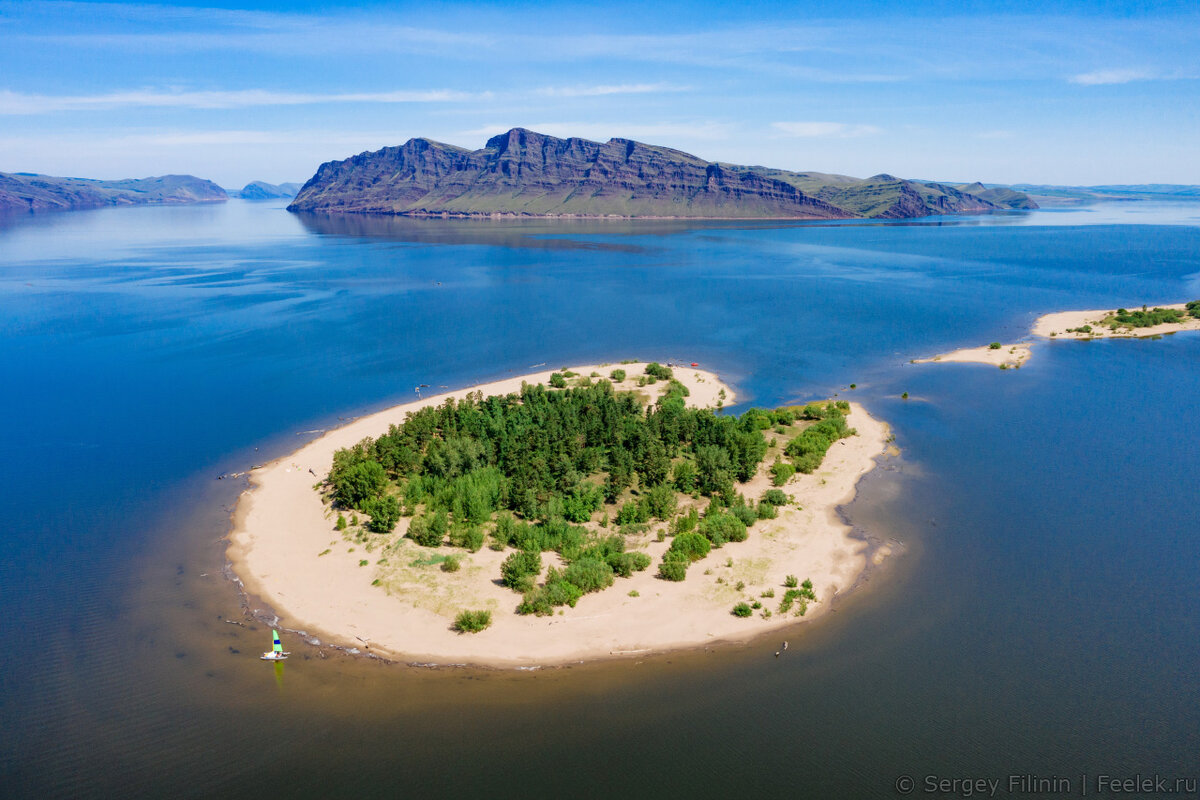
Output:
272 629 283 653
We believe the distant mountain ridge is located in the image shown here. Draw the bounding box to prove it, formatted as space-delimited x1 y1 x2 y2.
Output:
1005 183 1200 205
233 181 303 200
0 173 227 213
289 128 1036 219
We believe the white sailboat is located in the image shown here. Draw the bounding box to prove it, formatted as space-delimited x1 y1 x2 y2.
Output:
260 628 290 661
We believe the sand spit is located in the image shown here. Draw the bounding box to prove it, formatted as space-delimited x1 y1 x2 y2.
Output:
227 363 891 668
913 344 1031 369
1033 303 1200 340
916 302 1199 369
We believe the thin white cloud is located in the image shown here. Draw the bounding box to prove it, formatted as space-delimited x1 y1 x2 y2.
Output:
0 88 486 114
534 83 688 98
1069 69 1155 85
455 122 735 145
771 121 882 138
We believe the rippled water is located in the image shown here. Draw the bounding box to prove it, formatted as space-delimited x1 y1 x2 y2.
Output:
1 201 1197 798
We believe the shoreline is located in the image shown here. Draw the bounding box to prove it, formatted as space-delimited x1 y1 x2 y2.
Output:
914 301 1199 367
226 363 892 669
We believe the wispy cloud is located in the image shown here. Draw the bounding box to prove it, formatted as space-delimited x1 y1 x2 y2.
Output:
771 121 882 138
534 83 688 98
0 88 486 114
456 121 735 144
1069 68 1155 85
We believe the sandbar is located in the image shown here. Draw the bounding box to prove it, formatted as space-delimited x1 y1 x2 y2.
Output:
915 301 1199 368
1032 302 1200 339
226 362 891 668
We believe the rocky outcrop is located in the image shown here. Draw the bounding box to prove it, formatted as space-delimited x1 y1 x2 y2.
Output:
0 173 227 213
289 128 1036 219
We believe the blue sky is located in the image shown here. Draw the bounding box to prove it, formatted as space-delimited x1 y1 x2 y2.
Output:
1 0 1197 187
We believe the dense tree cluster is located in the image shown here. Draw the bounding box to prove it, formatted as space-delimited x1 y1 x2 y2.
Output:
324 364 857 617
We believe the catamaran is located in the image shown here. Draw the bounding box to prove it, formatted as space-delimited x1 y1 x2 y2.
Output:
260 629 290 661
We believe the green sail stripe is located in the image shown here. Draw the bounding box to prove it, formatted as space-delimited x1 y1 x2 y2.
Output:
272 629 283 652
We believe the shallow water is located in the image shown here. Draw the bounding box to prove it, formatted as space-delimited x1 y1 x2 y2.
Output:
1 201 1197 798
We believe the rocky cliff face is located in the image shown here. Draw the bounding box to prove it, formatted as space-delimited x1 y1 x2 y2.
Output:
290 128 1036 219
0 173 227 213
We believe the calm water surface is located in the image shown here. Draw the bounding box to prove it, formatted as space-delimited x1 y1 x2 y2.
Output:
1 201 1197 798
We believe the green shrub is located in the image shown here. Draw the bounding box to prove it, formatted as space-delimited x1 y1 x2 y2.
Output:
441 555 461 573
756 502 777 520
454 610 492 633
770 460 795 486
669 531 712 561
699 513 747 546
563 558 615 593
608 551 652 578
645 362 673 380
518 568 584 615
658 559 688 581
616 501 648 525
670 506 699 535
362 494 401 533
609 368 626 382
761 489 788 506
549 372 567 388
728 502 757 528
407 510 446 547
1187 300 1200 319
989 342 1002 350
336 514 347 531
645 483 678 520
732 602 752 617
785 574 798 588
448 524 485 552
500 550 542 590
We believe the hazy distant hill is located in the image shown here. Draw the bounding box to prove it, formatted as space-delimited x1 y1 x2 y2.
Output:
234 181 303 200
1007 183 1200 205
289 128 1035 219
0 173 227 213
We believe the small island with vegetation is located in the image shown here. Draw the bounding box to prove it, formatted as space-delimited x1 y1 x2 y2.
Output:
915 301 1200 370
228 361 892 666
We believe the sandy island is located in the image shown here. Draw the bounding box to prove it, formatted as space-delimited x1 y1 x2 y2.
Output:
915 302 1199 368
227 362 892 668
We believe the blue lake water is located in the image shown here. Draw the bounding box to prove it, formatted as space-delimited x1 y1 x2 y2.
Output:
0 200 1198 798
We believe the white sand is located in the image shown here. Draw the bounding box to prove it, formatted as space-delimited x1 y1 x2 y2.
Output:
227 363 890 667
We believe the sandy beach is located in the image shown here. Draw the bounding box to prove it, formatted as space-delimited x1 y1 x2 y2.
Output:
916 301 1199 368
227 362 891 667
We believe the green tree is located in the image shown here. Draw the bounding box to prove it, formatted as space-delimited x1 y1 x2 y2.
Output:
334 460 387 509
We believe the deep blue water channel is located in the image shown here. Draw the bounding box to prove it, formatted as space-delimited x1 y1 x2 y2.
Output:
0 201 1197 798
